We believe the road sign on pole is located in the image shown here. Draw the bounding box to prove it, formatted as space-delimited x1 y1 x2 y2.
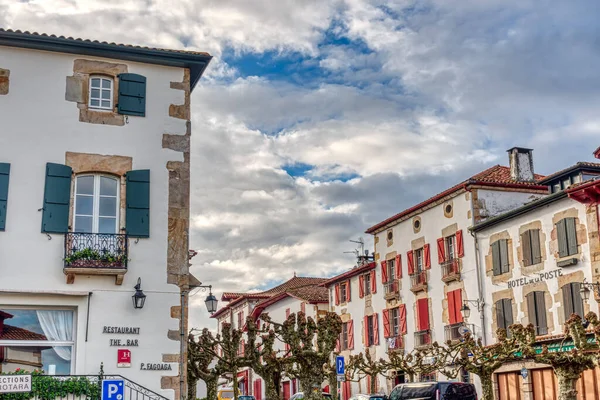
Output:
336 356 345 375
102 379 124 400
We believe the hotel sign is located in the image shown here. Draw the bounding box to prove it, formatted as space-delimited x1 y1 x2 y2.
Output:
0 375 31 393
507 269 563 289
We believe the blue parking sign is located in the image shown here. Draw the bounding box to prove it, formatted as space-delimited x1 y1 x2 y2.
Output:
102 380 124 400
336 356 345 375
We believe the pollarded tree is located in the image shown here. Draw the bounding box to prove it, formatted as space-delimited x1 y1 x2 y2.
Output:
346 351 388 393
532 313 600 400
268 311 342 400
383 346 443 384
245 316 291 400
188 330 222 400
323 359 340 400
443 324 534 400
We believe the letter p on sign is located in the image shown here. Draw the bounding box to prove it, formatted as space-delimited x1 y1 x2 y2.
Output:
102 380 124 400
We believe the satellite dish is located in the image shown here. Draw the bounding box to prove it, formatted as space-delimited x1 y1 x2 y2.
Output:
458 325 471 336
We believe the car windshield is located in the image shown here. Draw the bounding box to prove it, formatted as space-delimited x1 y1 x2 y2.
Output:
239 397 254 400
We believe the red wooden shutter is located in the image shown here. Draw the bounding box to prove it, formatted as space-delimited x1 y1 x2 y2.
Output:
437 237 445 263
381 261 388 283
399 305 407 334
301 302 306 314
373 313 380 345
407 251 414 275
383 309 391 338
344 381 351 400
241 339 245 355
367 376 371 394
456 230 465 258
335 284 340 305
395 254 402 278
448 291 457 325
417 298 430 330
455 289 463 323
348 320 354 349
254 380 262 400
359 275 365 298
346 280 352 302
424 243 431 269
364 316 369 346
370 270 377 293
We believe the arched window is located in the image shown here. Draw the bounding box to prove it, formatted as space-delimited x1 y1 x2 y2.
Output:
74 174 119 234
88 76 114 110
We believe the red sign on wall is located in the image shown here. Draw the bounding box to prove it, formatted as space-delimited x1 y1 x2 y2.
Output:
118 349 131 368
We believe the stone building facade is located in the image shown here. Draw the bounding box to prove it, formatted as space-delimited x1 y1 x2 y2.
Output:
0 29 211 399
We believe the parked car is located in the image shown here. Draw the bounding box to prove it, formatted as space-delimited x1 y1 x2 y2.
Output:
290 392 333 399
349 394 388 400
389 382 477 400
217 388 236 400
238 396 256 400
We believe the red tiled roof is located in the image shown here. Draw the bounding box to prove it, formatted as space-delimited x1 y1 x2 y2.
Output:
212 276 329 319
365 165 548 234
286 286 329 303
320 262 377 287
0 325 47 341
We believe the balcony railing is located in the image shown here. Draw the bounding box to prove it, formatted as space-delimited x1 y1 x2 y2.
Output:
414 329 432 349
410 271 428 292
64 232 128 269
386 335 404 352
384 279 400 298
441 258 461 283
444 322 474 342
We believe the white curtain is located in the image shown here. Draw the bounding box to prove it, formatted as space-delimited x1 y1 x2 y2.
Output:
36 310 73 361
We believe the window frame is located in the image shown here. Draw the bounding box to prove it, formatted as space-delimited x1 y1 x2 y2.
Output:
0 306 77 375
386 258 395 283
340 282 348 303
341 322 349 350
445 235 456 261
367 315 375 347
88 75 114 111
363 273 371 296
414 248 424 272
73 174 120 234
390 307 400 337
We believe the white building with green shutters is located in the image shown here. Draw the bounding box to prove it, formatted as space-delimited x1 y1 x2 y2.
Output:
0 29 211 400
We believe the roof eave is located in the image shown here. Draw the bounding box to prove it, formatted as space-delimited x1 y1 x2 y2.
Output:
0 30 212 92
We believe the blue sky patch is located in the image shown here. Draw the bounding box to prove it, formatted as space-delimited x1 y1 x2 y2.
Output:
282 162 314 178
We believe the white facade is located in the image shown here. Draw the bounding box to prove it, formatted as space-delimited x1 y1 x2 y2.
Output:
0 31 209 399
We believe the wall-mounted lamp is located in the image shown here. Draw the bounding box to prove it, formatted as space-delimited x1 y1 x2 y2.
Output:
579 279 600 302
197 285 218 314
132 277 146 309
460 299 485 319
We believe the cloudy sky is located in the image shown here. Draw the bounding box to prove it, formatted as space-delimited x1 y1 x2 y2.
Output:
3 0 599 329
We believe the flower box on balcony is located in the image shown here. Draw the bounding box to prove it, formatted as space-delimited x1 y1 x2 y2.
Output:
441 259 461 283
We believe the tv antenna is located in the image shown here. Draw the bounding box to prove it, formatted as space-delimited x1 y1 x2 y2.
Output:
345 237 373 266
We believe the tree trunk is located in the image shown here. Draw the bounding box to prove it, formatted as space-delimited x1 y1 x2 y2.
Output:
556 368 579 400
302 376 324 400
370 374 376 393
264 378 280 400
206 379 218 400
479 372 494 400
232 374 239 400
188 378 198 400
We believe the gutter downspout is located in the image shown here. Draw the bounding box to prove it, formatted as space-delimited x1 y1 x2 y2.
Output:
468 185 487 346
180 289 187 400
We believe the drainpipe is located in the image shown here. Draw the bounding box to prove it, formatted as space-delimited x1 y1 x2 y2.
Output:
468 186 487 345
180 289 187 400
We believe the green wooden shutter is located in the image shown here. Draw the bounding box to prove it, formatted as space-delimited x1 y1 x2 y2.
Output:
495 300 505 330
499 239 510 274
566 218 578 256
535 291 547 335
503 299 514 327
0 163 10 231
126 169 150 238
531 229 542 264
562 284 574 320
572 282 584 318
41 163 72 233
557 219 568 257
526 293 537 330
492 241 501 276
522 231 532 266
117 73 146 117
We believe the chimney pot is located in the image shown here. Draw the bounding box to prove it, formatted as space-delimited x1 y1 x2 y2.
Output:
507 147 535 182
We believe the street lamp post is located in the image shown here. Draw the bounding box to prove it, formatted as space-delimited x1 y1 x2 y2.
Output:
460 299 485 320
196 285 219 314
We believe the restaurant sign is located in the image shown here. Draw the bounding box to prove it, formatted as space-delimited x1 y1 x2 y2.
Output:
508 269 563 289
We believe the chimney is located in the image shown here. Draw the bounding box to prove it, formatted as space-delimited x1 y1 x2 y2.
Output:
507 147 535 182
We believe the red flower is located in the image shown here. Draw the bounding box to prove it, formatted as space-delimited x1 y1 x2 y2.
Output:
15 368 21 372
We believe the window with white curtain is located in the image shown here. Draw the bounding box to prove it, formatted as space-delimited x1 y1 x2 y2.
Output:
74 174 119 234
0 308 75 375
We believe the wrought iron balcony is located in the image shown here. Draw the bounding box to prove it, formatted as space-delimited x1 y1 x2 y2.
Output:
444 322 473 342
410 271 428 292
441 258 461 283
64 233 128 284
384 279 400 299
386 335 404 352
414 329 432 349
